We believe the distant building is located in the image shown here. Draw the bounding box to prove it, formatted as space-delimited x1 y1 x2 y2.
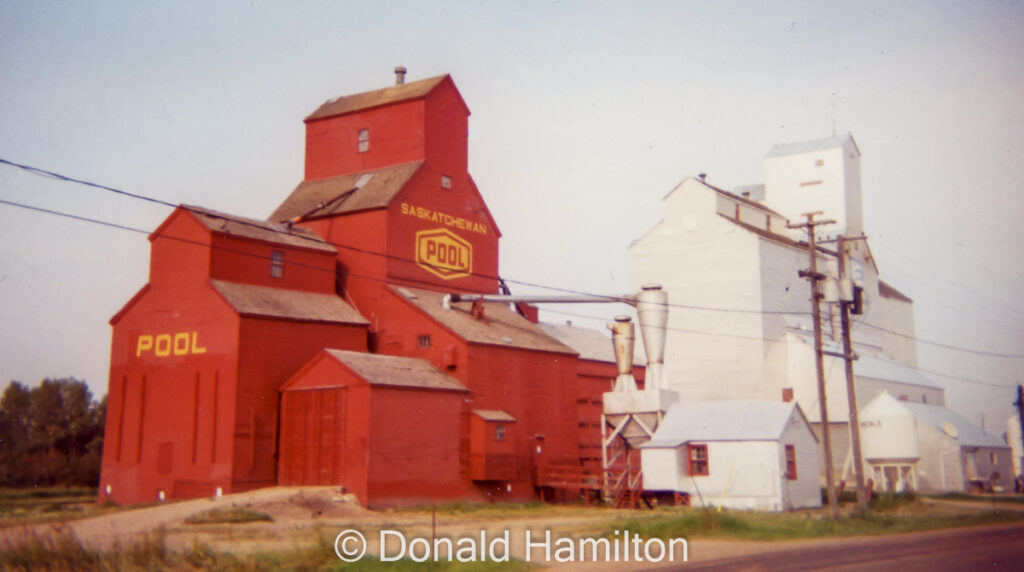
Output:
630 134 1008 492
861 392 1012 492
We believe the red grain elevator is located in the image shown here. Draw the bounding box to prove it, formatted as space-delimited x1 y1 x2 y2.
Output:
99 70 638 507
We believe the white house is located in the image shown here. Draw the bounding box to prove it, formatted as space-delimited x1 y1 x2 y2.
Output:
640 401 821 511
629 134 943 482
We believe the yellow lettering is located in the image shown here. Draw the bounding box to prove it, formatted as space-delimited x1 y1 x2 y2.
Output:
173 333 190 356
401 203 488 236
135 331 208 359
136 335 153 357
191 331 207 354
155 334 172 357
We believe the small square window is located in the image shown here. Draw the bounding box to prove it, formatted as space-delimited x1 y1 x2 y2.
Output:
785 444 797 480
688 443 708 476
270 251 284 278
357 129 369 153
441 175 452 189
495 424 505 441
418 334 431 348
815 158 824 167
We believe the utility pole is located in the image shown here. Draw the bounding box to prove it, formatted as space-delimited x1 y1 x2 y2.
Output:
1015 385 1024 491
836 235 868 512
789 212 840 520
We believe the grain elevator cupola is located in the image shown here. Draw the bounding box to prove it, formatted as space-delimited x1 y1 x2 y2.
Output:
270 70 501 310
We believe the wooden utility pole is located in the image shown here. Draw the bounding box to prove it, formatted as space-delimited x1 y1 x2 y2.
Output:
789 212 840 520
836 235 868 512
1015 385 1024 491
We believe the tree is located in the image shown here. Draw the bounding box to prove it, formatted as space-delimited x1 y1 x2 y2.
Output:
0 378 106 487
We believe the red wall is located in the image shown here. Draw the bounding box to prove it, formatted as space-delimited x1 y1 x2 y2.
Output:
101 209 368 505
279 354 467 507
365 386 466 506
301 211 389 314
386 167 499 294
101 280 240 504
209 235 337 294
305 100 426 179
233 318 367 490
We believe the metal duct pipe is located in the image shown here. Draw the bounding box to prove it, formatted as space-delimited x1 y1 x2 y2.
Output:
635 284 667 391
443 284 669 393
444 293 627 306
608 316 638 392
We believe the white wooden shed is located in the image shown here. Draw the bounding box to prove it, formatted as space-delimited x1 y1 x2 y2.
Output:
640 401 821 511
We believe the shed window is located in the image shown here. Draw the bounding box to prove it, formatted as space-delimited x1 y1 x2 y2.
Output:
495 424 505 441
270 250 284 278
357 128 370 153
418 334 431 348
441 175 452 189
785 445 797 480
688 443 708 476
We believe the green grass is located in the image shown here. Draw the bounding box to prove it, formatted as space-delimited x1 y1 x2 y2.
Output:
928 492 1024 504
0 487 108 527
0 526 535 571
184 506 275 525
602 500 1024 542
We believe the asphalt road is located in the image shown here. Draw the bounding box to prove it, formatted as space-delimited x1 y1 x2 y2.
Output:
662 523 1024 571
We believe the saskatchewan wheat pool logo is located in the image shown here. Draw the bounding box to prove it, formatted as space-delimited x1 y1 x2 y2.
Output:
415 228 473 280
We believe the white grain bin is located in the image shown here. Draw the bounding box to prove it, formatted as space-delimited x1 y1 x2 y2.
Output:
859 391 920 462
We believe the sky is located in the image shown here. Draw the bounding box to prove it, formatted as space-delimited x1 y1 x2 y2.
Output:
1 1 1023 432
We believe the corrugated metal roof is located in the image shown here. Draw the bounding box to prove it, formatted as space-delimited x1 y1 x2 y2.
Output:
210 280 368 325
324 349 468 392
183 204 336 253
538 322 646 365
268 161 423 223
642 401 802 448
305 75 449 122
901 401 1008 449
764 133 859 159
473 409 516 422
784 325 939 390
855 354 941 389
392 286 577 355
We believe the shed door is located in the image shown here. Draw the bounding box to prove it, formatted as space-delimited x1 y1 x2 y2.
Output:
280 388 346 485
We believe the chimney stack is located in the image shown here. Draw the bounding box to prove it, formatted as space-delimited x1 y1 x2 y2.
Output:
395 66 407 86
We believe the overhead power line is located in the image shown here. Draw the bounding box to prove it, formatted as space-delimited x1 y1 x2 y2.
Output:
0 157 809 317
855 321 1024 359
3 157 1024 360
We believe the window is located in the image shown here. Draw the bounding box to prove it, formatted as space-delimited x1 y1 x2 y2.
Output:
441 175 452 189
270 250 284 278
357 128 369 153
687 444 708 476
815 158 824 167
990 452 998 464
495 424 505 441
417 334 431 348
785 445 797 480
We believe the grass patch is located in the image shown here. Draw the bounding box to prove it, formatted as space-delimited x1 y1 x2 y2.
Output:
0 487 110 527
929 492 1024 504
0 526 535 572
399 500 553 516
603 499 1024 542
185 506 274 525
